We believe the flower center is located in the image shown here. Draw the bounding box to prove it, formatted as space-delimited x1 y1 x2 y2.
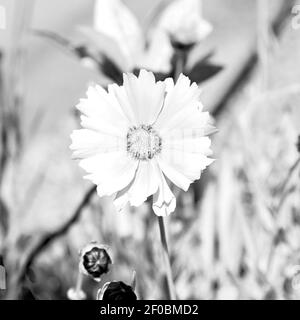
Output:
127 125 162 160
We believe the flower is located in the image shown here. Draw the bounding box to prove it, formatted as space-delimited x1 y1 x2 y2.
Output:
97 281 137 301
79 242 112 282
92 0 213 75
70 70 214 216
157 0 213 46
93 0 173 73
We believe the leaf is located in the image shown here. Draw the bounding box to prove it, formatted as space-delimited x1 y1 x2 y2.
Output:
93 0 143 70
153 72 171 82
33 29 102 64
33 29 78 57
186 60 224 84
78 26 127 71
100 55 124 85
33 29 123 83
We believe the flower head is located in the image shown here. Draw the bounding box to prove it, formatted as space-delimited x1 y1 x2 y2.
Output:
79 242 112 282
97 281 137 301
158 0 213 46
71 70 214 216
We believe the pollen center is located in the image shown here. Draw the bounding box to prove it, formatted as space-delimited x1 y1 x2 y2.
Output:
127 125 162 160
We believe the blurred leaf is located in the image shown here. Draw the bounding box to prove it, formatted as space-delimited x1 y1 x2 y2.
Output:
153 72 170 82
132 69 167 82
16 234 32 251
18 286 36 300
0 198 9 236
100 55 123 85
33 29 100 66
33 29 124 83
134 50 224 84
33 29 78 57
26 267 37 284
187 60 223 84
78 26 127 72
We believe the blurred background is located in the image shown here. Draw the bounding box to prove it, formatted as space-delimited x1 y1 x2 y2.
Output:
0 0 300 300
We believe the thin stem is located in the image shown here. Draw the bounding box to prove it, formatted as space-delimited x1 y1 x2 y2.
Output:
257 0 270 90
276 157 300 213
131 270 137 291
157 216 176 300
75 272 84 294
266 157 300 274
174 50 185 81
66 269 86 300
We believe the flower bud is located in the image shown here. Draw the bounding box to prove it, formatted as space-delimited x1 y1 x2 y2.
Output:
170 37 196 52
79 242 112 282
158 0 213 47
67 287 87 300
97 281 137 301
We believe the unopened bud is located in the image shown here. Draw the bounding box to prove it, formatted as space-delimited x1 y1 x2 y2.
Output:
97 281 137 301
79 242 112 282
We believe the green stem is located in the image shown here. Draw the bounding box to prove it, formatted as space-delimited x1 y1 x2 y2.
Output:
157 216 176 300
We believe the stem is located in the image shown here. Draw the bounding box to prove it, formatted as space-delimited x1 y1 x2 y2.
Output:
157 216 176 300
174 50 185 81
66 269 86 300
257 0 270 90
131 270 137 291
266 157 300 274
75 272 84 294
277 157 300 211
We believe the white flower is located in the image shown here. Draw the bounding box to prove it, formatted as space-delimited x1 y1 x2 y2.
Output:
157 0 213 45
93 0 173 73
70 70 214 216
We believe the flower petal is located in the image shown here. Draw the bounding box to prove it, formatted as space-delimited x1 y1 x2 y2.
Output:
70 129 123 159
137 29 173 73
79 151 138 196
77 84 129 136
157 156 192 191
157 0 213 44
113 187 130 213
114 159 159 210
154 74 201 132
152 170 176 216
122 70 166 125
157 135 214 190
108 83 137 125
127 160 159 207
93 0 143 70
